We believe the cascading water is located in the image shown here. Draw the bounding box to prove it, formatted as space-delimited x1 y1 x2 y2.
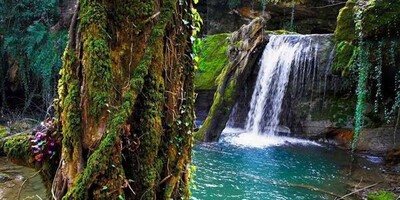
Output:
223 34 334 148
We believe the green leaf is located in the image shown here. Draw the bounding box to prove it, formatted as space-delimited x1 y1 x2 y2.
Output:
182 19 189 25
194 0 199 4
118 195 125 200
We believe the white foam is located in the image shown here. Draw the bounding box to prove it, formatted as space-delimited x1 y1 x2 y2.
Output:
221 129 321 148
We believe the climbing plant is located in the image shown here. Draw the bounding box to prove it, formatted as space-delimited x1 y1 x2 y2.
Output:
352 2 369 151
350 0 400 150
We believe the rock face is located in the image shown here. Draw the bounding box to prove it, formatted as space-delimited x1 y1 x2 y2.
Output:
195 0 346 35
194 90 215 123
356 128 400 153
333 0 400 153
196 17 268 141
195 0 400 155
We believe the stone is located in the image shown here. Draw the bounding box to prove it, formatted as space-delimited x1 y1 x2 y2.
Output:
302 120 334 137
356 127 400 153
196 17 268 141
196 0 344 35
0 173 12 183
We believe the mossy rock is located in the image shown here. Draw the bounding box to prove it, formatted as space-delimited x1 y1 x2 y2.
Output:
196 17 268 141
310 96 356 127
332 41 356 76
335 0 400 41
196 69 237 141
194 33 230 90
358 0 400 38
3 134 33 166
264 29 297 35
334 0 356 41
367 191 397 200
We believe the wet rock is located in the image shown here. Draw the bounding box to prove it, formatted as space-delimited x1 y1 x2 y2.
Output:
385 149 400 166
356 127 400 153
196 17 268 141
196 0 345 35
0 173 11 183
195 90 215 123
302 120 334 137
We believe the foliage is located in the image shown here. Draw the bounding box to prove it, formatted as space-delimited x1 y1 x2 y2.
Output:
0 0 67 110
0 125 7 139
190 2 203 70
352 4 370 151
311 96 357 127
194 33 230 90
334 0 356 41
367 191 397 200
332 41 356 76
334 0 400 150
3 134 32 163
29 118 59 162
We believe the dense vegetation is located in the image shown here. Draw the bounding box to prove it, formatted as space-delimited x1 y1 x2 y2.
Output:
0 0 400 199
0 0 67 113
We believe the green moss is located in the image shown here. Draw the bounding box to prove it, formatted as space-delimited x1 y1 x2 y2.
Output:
359 0 400 37
194 33 230 90
311 96 357 127
367 191 397 200
80 1 107 30
264 29 297 35
61 79 82 161
196 64 237 141
63 0 178 198
234 40 243 49
131 72 164 199
3 134 31 163
335 0 400 41
83 36 112 119
0 126 7 139
332 41 356 76
334 0 356 41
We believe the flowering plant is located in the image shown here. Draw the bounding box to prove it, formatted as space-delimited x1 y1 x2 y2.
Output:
29 118 59 162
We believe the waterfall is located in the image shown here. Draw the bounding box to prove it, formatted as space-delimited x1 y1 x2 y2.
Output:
245 35 302 134
223 34 334 147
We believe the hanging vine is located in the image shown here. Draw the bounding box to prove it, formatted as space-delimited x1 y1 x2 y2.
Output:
352 2 370 151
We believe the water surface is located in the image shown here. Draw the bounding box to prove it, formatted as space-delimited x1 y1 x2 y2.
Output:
192 138 354 200
0 157 47 200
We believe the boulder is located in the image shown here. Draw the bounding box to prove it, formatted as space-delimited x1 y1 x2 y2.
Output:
302 120 334 137
356 127 400 153
196 17 268 141
335 0 400 41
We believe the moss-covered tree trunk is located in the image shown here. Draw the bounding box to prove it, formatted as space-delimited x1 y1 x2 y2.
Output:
52 0 195 199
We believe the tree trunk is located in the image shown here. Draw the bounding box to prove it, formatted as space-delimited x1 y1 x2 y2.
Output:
53 0 195 199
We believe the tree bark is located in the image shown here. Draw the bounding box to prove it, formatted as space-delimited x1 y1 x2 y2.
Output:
53 0 195 199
